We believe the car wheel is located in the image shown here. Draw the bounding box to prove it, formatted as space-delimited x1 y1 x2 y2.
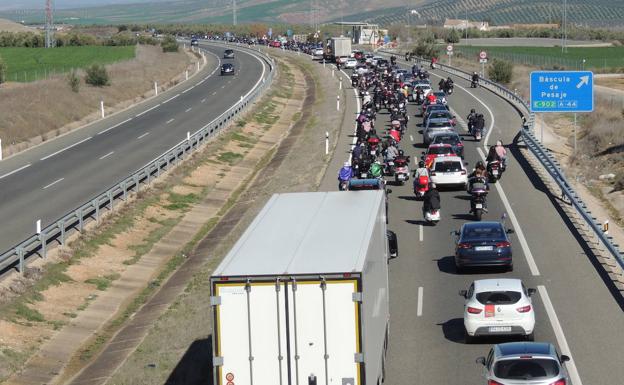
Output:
526 332 535 342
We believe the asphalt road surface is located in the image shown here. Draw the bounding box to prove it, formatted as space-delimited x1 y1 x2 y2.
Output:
0 42 268 255
320 56 624 384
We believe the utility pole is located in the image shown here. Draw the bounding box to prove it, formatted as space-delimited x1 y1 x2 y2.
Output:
233 0 237 26
561 0 567 53
45 0 53 48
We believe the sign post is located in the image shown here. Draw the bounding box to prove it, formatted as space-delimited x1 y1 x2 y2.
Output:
446 44 453 66
530 71 594 149
479 51 488 77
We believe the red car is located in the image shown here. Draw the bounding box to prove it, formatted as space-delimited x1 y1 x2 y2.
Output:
423 143 457 169
269 41 281 48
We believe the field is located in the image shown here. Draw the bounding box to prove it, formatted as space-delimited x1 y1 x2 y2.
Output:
0 46 136 82
453 46 624 71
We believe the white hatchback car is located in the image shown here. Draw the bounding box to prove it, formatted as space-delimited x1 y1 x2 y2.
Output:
460 278 536 343
429 156 467 189
344 58 357 68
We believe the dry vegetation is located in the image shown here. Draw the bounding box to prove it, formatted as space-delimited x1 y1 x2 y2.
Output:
0 18 35 33
0 44 193 156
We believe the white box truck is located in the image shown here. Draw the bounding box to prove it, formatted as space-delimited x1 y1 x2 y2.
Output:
211 191 390 385
326 36 352 63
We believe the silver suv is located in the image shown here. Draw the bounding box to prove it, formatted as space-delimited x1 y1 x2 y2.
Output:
476 342 570 385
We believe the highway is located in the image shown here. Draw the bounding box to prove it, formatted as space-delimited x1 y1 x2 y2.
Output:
0 42 268 255
320 57 624 384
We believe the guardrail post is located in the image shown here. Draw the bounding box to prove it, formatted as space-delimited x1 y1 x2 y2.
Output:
77 209 84 232
147 168 152 185
17 247 24 274
58 220 65 246
108 191 114 211
122 182 127 201
40 233 46 258
134 175 140 192
94 199 100 224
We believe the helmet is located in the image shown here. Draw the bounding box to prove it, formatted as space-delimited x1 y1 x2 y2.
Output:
496 140 503 146
470 108 475 113
391 120 400 127
429 182 437 189
476 160 485 169
365 91 370 95
419 160 425 168
398 149 405 156
474 71 477 75
344 161 351 167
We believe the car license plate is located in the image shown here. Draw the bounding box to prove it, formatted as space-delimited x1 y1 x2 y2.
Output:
398 174 405 180
489 326 512 333
493 170 499 176
370 150 376 155
475 246 493 251
475 203 483 209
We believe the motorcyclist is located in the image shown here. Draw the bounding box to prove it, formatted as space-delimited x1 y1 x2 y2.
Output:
370 160 383 179
468 166 489 212
474 113 485 137
468 161 488 180
411 63 418 75
426 92 436 103
414 160 429 178
471 71 479 85
384 142 399 162
338 161 354 190
438 78 446 91
493 140 507 170
389 121 401 142
423 182 441 217
363 91 372 105
467 109 477 134
445 77 454 93
430 56 437 68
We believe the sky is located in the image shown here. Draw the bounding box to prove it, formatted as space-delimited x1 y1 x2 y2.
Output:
0 0 169 10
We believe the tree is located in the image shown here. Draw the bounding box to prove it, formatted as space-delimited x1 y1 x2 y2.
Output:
67 69 80 92
446 28 460 44
85 64 110 87
488 59 513 84
161 34 178 52
0 55 6 85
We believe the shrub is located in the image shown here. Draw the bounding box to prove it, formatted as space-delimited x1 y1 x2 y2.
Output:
0 55 6 84
488 59 513 84
161 35 179 52
67 69 80 92
411 40 439 59
446 29 460 44
85 64 110 87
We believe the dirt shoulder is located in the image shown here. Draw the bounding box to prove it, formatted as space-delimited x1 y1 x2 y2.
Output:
0 44 201 158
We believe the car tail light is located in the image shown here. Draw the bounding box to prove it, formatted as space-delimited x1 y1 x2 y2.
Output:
549 380 566 385
461 170 466 175
517 305 532 313
467 307 482 314
488 380 504 385
430 172 436 176
458 243 471 249
496 241 511 248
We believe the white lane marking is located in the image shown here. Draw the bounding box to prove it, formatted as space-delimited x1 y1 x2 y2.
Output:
340 68 361 164
97 118 132 135
185 107 192 113
40 136 92 161
137 132 150 139
419 224 423 242
0 164 31 180
201 98 206 103
181 87 193 94
221 85 226 89
43 177 64 190
162 94 180 104
212 91 217 96
477 147 540 276
410 135 414 141
166 118 175 124
99 151 114 160
417 287 424 317
538 285 583 385
135 103 160 117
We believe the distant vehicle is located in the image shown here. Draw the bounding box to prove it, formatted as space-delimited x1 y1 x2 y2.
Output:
422 143 456 169
220 63 235 76
313 47 324 60
344 57 357 68
422 117 455 145
210 191 392 385
328 36 352 62
476 342 570 385
424 109 456 127
429 155 467 189
430 131 464 158
269 40 281 48
223 49 234 59
460 278 536 343
452 221 514 272
190 38 198 46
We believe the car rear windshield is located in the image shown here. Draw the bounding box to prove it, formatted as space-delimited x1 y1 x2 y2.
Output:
428 121 451 128
434 135 459 145
476 291 521 305
433 161 461 172
463 225 504 241
494 358 560 380
429 147 452 155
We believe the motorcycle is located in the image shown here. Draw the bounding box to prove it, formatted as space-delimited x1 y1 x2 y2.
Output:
474 127 482 141
425 209 441 225
339 179 350 191
487 160 503 183
470 188 488 221
445 84 454 95
393 157 410 185
367 137 381 158
414 175 429 199
471 79 479 88
384 159 396 176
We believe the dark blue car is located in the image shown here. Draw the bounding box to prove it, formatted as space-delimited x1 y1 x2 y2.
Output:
453 221 514 272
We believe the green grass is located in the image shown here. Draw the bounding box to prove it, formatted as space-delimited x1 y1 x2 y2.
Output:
125 217 180 265
162 192 200 211
217 151 244 165
0 45 136 82
85 273 121 291
454 46 624 70
14 303 45 323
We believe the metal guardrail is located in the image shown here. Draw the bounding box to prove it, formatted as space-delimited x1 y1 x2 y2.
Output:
380 49 624 274
0 42 275 274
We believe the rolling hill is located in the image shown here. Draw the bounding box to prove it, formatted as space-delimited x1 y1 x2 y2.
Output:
0 0 622 28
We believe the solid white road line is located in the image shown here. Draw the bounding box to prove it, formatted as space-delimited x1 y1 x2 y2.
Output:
166 118 175 124
477 147 540 275
40 137 92 161
201 98 206 103
135 103 160 117
419 224 423 242
97 118 133 136
410 135 414 141
340 68 361 164
137 132 150 139
538 285 583 385
212 92 217 96
417 287 424 317
43 177 64 190
0 164 31 180
162 94 180 104
185 107 192 113
99 151 114 160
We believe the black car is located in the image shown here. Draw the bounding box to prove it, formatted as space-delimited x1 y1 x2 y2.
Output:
224 49 234 59
190 38 198 46
452 221 514 272
221 63 235 76
430 131 464 158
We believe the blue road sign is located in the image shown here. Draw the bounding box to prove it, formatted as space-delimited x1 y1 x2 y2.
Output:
530 71 594 112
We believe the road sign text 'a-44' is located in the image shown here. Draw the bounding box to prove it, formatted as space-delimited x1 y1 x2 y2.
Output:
530 71 594 112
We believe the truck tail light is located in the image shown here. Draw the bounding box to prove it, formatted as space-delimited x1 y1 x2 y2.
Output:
517 305 532 313
467 306 482 314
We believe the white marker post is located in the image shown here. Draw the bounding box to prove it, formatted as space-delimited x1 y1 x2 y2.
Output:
36 219 41 234
337 95 340 111
332 69 335 78
0 138 3 161
185 70 189 80
604 220 609 235
100 100 105 118
154 81 158 96
197 61 200 72
325 132 329 155
323 59 326 68
339 77 342 90
187 131 191 141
